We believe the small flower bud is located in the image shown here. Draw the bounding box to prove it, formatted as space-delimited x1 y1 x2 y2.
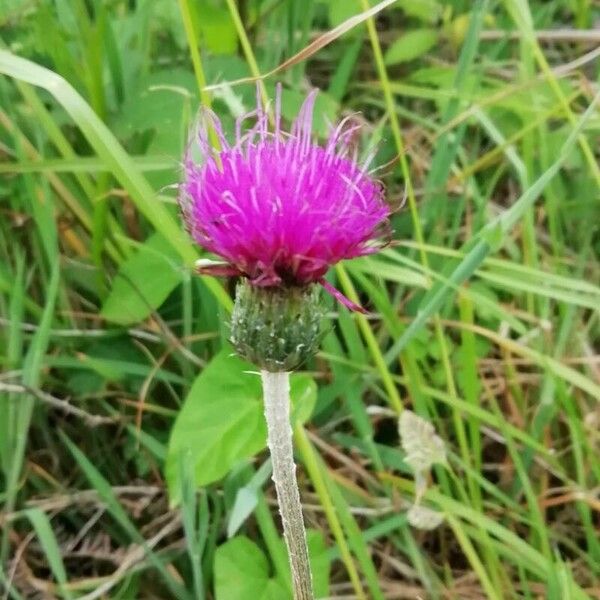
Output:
230 281 323 372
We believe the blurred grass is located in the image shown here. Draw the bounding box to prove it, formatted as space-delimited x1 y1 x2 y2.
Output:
1 0 599 599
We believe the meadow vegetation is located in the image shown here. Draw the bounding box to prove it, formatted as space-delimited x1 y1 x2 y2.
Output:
0 0 599 598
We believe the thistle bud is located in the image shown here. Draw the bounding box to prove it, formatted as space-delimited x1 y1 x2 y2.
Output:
230 281 323 372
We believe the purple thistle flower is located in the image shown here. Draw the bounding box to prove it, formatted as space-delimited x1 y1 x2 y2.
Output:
180 85 391 311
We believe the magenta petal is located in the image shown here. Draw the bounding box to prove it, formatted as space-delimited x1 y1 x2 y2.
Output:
319 278 369 314
180 85 391 296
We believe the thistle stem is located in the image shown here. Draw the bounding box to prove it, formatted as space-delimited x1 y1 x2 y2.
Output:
261 370 314 600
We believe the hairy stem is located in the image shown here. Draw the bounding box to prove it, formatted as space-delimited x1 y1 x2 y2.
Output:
261 370 314 600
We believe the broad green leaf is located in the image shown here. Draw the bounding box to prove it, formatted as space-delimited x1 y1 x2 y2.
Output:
166 350 317 502
384 29 438 65
215 532 329 600
153 0 236 54
197 0 238 55
113 69 197 156
101 233 183 325
214 536 288 600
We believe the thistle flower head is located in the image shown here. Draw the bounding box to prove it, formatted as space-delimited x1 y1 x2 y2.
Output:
180 85 390 309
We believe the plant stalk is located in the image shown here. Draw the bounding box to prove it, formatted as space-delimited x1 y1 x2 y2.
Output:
261 370 314 600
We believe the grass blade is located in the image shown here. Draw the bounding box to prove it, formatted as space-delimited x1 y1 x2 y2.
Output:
0 50 232 311
385 90 600 363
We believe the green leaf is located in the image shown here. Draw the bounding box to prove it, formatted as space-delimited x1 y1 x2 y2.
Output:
196 0 238 55
214 536 288 600
101 233 183 325
384 29 438 65
113 69 197 156
153 0 236 54
215 531 330 600
166 350 316 502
